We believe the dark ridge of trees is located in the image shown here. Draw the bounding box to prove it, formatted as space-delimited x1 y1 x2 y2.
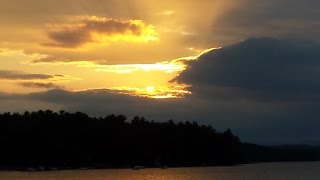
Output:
0 110 319 170
0 110 241 170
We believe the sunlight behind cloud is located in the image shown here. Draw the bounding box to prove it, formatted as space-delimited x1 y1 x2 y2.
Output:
160 10 175 16
146 86 155 94
23 48 219 98
109 85 191 99
29 48 220 74
91 19 159 45
95 62 184 74
44 16 159 48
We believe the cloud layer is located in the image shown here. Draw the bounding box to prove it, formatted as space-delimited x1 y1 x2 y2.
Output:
44 16 158 48
175 38 320 102
210 0 320 45
19 82 62 89
171 38 320 144
0 70 62 80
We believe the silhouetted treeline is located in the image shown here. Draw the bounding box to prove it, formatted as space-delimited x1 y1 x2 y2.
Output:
0 110 319 170
0 110 241 170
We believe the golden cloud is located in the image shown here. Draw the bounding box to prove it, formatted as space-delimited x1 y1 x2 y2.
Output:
108 85 191 99
43 16 159 48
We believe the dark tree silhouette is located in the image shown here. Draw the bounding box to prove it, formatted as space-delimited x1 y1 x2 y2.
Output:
0 110 319 170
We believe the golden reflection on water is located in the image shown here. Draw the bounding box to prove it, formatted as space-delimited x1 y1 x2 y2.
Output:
0 162 319 180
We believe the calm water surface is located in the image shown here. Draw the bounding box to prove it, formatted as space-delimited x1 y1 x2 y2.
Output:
0 162 319 180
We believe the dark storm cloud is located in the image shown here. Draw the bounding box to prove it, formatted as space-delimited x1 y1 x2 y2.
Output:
44 17 146 48
175 38 320 102
19 82 62 89
169 37 320 144
0 70 59 80
210 0 320 45
221 0 320 25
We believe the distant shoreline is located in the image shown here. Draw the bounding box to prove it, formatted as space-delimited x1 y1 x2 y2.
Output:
0 110 319 171
1 160 320 172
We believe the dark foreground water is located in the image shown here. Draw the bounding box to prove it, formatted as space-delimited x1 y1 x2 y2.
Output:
0 162 319 180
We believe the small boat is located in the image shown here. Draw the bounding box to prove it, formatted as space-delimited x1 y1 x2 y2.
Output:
132 166 145 170
160 165 168 169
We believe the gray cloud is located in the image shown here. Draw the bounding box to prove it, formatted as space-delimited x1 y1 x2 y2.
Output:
45 28 92 48
170 37 320 144
175 38 320 102
209 0 320 46
43 17 149 48
0 70 60 80
19 82 62 89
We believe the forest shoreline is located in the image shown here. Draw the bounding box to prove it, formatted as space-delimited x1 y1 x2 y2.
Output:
0 110 319 171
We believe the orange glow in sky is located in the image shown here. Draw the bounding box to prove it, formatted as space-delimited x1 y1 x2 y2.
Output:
0 1 224 98
109 85 191 99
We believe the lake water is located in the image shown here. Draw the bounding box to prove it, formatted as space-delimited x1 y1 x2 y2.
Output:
0 162 319 180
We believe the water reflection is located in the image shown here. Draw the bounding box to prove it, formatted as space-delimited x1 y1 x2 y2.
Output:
0 162 319 180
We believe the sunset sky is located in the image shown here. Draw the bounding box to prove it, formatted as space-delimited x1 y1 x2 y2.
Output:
1 0 320 144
